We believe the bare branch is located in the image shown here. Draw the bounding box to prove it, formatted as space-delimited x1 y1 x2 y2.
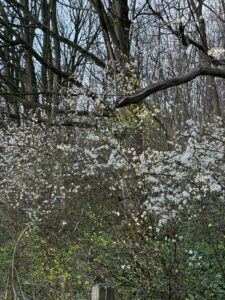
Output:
146 1 225 66
117 67 225 108
3 0 106 68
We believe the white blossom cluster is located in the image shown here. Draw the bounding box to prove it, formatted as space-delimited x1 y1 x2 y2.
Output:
0 118 224 234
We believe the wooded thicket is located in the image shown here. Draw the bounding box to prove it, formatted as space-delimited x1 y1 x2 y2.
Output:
1 0 225 299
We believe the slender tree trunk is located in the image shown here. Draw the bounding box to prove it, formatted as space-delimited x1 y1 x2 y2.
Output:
22 0 38 108
41 0 51 104
50 0 61 122
189 0 221 118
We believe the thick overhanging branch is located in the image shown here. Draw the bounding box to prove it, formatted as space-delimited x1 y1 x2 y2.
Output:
117 67 225 108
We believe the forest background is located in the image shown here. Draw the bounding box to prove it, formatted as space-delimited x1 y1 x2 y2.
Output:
1 0 225 299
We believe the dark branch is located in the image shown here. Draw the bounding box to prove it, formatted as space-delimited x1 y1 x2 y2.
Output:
145 1 225 66
117 67 225 108
3 0 106 69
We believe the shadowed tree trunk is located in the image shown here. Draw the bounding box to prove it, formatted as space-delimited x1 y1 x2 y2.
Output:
50 0 61 122
22 0 39 109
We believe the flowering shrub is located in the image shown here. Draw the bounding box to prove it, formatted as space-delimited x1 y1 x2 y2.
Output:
0 117 225 298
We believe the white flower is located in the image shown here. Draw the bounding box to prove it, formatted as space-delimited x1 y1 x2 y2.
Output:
208 48 225 58
182 191 190 198
180 148 193 166
87 135 100 141
210 183 221 193
56 144 64 150
186 119 195 126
